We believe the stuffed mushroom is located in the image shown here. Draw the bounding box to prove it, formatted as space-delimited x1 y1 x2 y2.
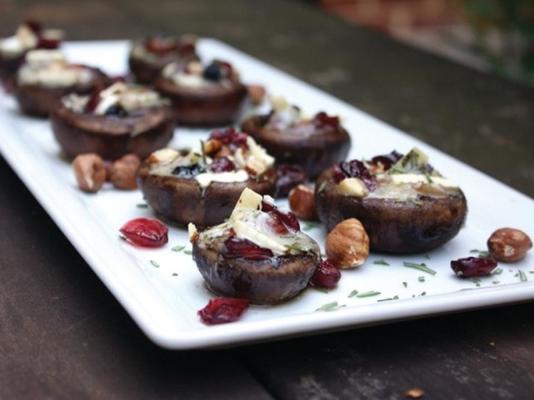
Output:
138 128 277 226
315 148 467 254
241 98 351 178
190 188 321 304
0 20 62 90
14 49 109 117
51 81 174 159
155 59 247 126
128 35 198 85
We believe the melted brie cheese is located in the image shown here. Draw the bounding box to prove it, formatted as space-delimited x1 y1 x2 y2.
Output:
195 170 249 188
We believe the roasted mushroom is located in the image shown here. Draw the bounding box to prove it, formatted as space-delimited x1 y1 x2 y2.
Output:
155 59 247 126
241 98 351 178
51 81 174 159
0 20 63 90
315 148 467 254
128 35 198 85
191 188 321 304
13 49 109 117
138 128 277 226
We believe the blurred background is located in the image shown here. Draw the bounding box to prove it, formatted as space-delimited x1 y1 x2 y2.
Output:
318 0 534 86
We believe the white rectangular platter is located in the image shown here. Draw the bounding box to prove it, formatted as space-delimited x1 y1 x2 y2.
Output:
1 40 533 349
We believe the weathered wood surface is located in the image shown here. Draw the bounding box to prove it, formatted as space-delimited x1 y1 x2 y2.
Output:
1 1 533 399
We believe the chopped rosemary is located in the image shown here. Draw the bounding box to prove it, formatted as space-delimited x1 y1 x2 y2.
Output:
314 287 329 293
183 250 193 255
492 281 500 285
316 301 345 312
136 203 148 208
493 268 503 275
150 260 160 268
378 295 399 302
373 259 390 266
519 270 528 282
418 276 425 282
530 271 534 274
356 291 381 298
469 249 490 258
171 245 185 252
420 291 426 296
172 273 178 277
303 221 321 231
348 290 359 298
403 261 437 275
402 282 408 288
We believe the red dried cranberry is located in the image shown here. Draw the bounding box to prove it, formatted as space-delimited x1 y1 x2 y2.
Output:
36 37 61 49
223 237 273 261
338 159 377 190
332 164 346 183
209 157 236 173
24 20 42 34
274 164 307 198
313 112 340 129
120 218 168 248
198 297 250 325
209 128 248 149
84 90 101 113
451 257 497 278
261 201 300 232
370 150 403 171
145 36 177 55
310 259 341 289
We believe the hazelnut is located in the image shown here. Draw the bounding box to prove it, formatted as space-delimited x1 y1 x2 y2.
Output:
326 218 369 269
405 388 424 399
203 138 222 156
72 153 106 193
289 184 317 220
246 84 266 106
110 154 141 190
487 228 532 262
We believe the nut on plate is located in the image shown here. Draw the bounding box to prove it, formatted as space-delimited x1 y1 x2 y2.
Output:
72 153 107 193
110 154 141 190
326 218 369 269
487 228 532 262
405 387 424 399
289 184 317 221
246 84 266 106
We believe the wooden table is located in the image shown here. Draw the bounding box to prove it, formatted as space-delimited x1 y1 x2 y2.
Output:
1 1 533 398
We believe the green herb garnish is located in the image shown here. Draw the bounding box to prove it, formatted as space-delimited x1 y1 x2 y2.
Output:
348 290 359 298
377 295 399 302
373 259 390 266
418 276 425 282
136 203 148 209
303 221 321 231
183 250 193 255
519 270 528 282
493 268 503 275
470 249 491 258
316 301 345 312
402 282 408 288
356 291 381 298
492 281 500 284
171 245 185 252
403 261 437 275
150 260 160 268
172 273 178 277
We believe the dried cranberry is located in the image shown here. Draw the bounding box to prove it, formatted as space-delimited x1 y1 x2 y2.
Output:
36 37 60 49
331 164 346 183
145 36 177 55
172 163 205 178
209 128 248 149
198 297 250 325
120 218 168 248
274 164 307 198
310 259 341 289
262 201 300 232
203 61 222 81
370 150 403 171
451 257 498 278
209 157 235 173
223 237 273 261
313 112 340 129
84 90 101 113
24 20 42 34
338 159 377 190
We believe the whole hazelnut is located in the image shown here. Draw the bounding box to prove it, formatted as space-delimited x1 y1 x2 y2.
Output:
289 184 317 221
72 153 106 193
203 139 222 156
246 84 266 106
326 218 369 269
110 154 141 190
487 228 532 262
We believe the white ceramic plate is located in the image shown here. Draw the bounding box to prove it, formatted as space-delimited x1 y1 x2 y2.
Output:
1 40 533 349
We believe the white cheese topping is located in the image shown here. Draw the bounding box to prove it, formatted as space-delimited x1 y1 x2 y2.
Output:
0 25 38 57
390 174 458 188
195 170 249 188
